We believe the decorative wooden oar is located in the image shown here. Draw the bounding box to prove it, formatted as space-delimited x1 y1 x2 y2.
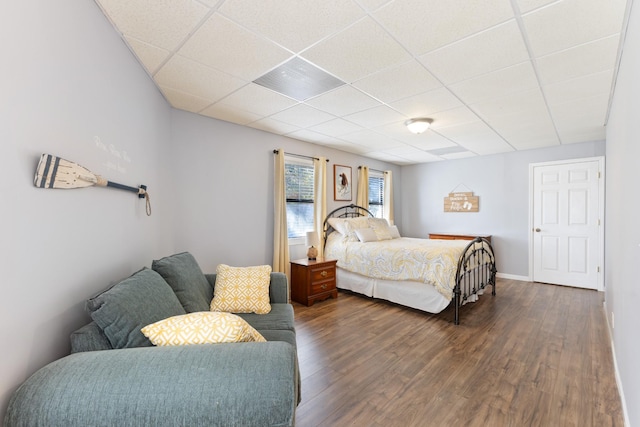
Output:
34 153 151 216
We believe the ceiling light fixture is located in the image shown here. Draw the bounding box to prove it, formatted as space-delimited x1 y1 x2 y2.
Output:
404 118 433 134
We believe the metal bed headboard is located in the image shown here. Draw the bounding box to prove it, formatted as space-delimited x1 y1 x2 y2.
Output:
323 204 374 246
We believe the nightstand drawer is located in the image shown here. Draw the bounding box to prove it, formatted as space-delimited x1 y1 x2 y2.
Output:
310 266 335 282
310 280 336 294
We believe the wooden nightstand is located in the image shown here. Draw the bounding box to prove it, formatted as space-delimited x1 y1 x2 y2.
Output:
290 258 337 306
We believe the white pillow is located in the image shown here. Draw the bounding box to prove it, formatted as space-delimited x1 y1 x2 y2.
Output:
368 218 392 240
355 228 378 243
328 217 370 241
388 225 401 239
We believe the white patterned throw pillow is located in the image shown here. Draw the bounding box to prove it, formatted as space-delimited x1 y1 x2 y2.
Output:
141 312 266 346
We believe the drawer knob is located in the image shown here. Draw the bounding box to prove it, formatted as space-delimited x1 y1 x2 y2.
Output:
321 284 327 290
320 271 328 277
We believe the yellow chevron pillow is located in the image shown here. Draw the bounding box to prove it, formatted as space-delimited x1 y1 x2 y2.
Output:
141 312 266 346
210 264 272 314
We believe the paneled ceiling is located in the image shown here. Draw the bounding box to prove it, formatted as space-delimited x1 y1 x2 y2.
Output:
95 0 629 165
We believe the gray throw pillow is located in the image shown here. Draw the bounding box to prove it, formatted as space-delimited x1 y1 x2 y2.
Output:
87 268 186 349
152 252 213 313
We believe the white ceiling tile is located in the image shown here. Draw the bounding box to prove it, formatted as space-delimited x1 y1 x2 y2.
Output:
375 123 457 150
96 0 210 51
301 17 412 82
536 35 620 85
352 60 442 103
178 14 292 81
489 115 560 149
154 55 247 102
200 103 262 125
449 62 539 105
305 86 380 116
544 70 614 106
247 117 301 135
549 93 609 133
516 0 557 14
374 0 514 55
557 127 606 144
343 105 407 128
219 0 365 53
436 121 514 155
269 104 336 128
428 106 480 129
390 87 462 118
159 86 212 113
309 118 365 137
286 129 346 145
522 0 627 57
441 152 477 160
340 129 403 151
471 88 548 120
357 0 394 12
365 151 415 163
216 84 298 117
124 37 170 75
420 20 530 85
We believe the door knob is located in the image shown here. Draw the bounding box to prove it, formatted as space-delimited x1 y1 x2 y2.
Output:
535 228 541 232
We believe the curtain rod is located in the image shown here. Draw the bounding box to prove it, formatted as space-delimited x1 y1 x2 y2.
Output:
273 149 329 162
358 166 388 174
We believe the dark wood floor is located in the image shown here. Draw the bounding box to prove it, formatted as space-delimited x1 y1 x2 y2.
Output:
292 279 624 427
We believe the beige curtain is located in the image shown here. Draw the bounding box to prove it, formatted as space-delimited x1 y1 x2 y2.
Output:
383 170 394 224
273 149 290 289
356 166 369 209
313 157 327 259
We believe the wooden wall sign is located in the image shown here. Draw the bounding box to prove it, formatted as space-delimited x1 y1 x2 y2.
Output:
444 191 479 212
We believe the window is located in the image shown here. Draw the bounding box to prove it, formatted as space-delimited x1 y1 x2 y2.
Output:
368 172 384 218
285 158 314 239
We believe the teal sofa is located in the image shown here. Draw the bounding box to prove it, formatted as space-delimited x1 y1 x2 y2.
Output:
4 253 299 427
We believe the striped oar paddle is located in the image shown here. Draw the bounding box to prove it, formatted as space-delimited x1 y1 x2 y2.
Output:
34 153 151 216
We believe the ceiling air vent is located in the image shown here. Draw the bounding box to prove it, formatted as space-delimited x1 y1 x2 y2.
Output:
253 57 345 102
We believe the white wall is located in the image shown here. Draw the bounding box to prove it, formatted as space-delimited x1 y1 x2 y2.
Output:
168 109 401 272
605 0 640 424
0 0 173 417
401 141 605 277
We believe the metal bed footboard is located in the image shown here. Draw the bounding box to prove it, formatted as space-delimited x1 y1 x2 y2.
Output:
453 237 497 325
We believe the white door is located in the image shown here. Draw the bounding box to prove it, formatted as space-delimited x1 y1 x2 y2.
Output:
531 158 603 290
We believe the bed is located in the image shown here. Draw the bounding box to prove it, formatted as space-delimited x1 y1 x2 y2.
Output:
323 204 497 324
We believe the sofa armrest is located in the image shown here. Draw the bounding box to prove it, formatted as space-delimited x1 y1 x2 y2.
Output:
204 272 289 304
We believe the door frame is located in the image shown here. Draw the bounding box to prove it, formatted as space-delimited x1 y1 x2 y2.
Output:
528 156 605 291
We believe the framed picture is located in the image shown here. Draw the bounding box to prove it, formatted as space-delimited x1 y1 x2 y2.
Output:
334 165 352 201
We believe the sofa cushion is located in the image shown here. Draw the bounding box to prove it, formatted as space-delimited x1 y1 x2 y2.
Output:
152 252 212 313
236 304 295 332
86 268 186 349
210 264 272 314
141 312 266 346
258 329 297 348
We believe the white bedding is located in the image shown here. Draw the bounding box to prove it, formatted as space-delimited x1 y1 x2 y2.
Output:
324 231 469 300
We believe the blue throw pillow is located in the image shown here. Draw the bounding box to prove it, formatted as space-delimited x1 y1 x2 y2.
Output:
87 268 186 349
152 252 213 313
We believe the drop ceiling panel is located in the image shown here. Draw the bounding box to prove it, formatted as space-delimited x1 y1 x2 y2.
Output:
390 87 463 119
248 117 300 135
427 106 479 129
489 116 559 149
215 84 298 117
200 103 262 125
352 60 442 103
96 0 210 51
154 55 247 102
449 62 539 105
340 129 403 151
544 70 614 106
309 118 365 137
178 14 292 81
124 37 170 75
374 0 514 55
159 86 212 113
268 104 336 128
420 20 530 85
536 35 620 85
522 0 627 57
305 85 380 116
436 121 514 155
516 0 557 14
301 17 412 82
218 0 365 53
344 106 407 128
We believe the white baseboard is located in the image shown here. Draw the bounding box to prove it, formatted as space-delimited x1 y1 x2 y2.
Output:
496 272 530 282
603 302 630 427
